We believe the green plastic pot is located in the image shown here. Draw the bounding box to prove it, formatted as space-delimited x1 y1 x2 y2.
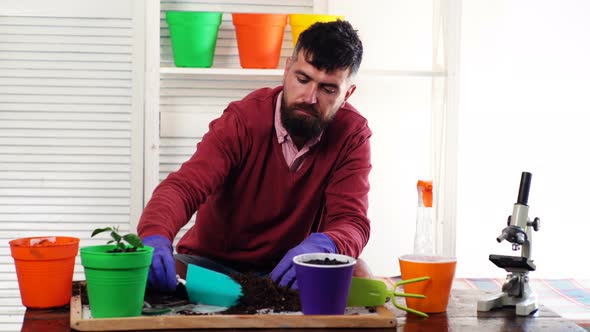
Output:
166 11 222 68
80 245 154 318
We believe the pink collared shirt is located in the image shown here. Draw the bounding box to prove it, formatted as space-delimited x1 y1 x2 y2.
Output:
274 91 322 172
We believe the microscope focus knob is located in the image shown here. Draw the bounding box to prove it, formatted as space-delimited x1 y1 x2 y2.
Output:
531 217 540 231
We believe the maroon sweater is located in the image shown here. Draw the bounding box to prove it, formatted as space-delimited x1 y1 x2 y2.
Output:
138 86 372 271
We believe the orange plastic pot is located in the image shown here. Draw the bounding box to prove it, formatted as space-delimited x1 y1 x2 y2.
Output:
232 13 288 69
10 236 79 308
399 255 457 313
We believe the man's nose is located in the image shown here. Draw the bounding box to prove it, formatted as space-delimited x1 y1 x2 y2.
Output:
302 84 318 104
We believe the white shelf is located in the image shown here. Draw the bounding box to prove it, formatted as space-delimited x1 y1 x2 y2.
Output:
359 69 448 77
160 66 447 78
160 67 283 76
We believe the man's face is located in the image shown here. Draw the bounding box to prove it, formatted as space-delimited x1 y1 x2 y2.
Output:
281 50 357 140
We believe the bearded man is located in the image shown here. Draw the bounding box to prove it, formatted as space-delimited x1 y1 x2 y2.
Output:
138 20 372 293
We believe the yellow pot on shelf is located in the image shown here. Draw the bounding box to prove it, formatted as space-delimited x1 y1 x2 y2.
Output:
288 14 344 46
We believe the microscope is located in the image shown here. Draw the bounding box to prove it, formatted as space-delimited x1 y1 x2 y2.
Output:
477 172 541 316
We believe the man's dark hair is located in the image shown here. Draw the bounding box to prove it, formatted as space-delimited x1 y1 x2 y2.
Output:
293 20 363 76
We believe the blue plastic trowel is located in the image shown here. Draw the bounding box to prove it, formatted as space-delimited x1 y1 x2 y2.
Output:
185 264 243 307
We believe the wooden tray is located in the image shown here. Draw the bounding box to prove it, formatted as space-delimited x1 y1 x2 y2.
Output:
69 285 396 331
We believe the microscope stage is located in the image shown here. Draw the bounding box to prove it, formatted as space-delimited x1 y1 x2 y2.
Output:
489 254 536 271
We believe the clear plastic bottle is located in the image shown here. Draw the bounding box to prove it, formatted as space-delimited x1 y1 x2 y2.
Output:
413 180 435 255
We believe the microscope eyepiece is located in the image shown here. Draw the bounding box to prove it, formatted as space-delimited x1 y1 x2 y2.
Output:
517 172 532 205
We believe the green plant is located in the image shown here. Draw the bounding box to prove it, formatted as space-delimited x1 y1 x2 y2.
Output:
91 226 144 253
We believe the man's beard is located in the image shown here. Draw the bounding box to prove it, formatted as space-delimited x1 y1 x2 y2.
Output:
280 97 333 141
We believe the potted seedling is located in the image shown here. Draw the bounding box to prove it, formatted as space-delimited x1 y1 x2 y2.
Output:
80 226 154 318
91 226 144 252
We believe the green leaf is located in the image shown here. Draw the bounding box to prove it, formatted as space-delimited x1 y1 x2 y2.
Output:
123 234 144 248
111 231 121 243
91 227 113 237
90 225 144 252
117 242 126 252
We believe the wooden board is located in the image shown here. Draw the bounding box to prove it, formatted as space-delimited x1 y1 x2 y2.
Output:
70 292 396 331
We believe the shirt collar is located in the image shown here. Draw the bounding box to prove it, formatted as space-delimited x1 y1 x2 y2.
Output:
275 91 289 144
274 91 323 147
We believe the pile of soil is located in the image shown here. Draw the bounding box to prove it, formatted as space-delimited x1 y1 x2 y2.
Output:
222 273 301 314
143 273 301 315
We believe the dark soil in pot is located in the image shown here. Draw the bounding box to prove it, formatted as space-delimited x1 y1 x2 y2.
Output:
303 258 349 265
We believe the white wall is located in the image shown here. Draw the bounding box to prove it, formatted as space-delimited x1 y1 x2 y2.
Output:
329 0 437 277
456 0 590 278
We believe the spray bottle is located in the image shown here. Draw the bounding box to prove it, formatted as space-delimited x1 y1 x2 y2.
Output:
413 180 435 255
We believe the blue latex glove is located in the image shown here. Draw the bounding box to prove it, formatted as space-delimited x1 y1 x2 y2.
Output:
270 233 337 289
142 235 177 293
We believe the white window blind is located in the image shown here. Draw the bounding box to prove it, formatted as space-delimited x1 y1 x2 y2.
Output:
0 1 143 330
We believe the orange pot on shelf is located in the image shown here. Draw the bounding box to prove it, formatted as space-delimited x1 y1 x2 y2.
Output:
9 236 79 308
232 13 288 69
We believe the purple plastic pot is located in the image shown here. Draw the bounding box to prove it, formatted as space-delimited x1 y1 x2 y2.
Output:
293 253 357 315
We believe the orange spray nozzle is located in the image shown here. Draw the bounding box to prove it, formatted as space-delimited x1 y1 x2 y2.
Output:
417 180 433 208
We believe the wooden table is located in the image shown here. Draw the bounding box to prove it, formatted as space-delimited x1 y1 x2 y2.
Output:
21 287 587 332
394 289 587 332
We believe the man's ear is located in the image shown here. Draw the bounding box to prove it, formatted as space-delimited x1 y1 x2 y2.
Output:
284 57 292 74
343 84 357 103
283 57 292 85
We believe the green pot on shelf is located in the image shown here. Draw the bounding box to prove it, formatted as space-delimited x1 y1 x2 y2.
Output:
80 245 154 318
166 11 222 68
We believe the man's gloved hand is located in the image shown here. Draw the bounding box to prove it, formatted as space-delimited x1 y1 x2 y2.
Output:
142 235 177 293
270 233 337 289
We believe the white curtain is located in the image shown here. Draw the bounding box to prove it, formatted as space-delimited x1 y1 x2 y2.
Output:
432 0 462 258
456 0 590 278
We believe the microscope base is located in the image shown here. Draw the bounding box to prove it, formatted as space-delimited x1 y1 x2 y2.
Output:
477 292 538 316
